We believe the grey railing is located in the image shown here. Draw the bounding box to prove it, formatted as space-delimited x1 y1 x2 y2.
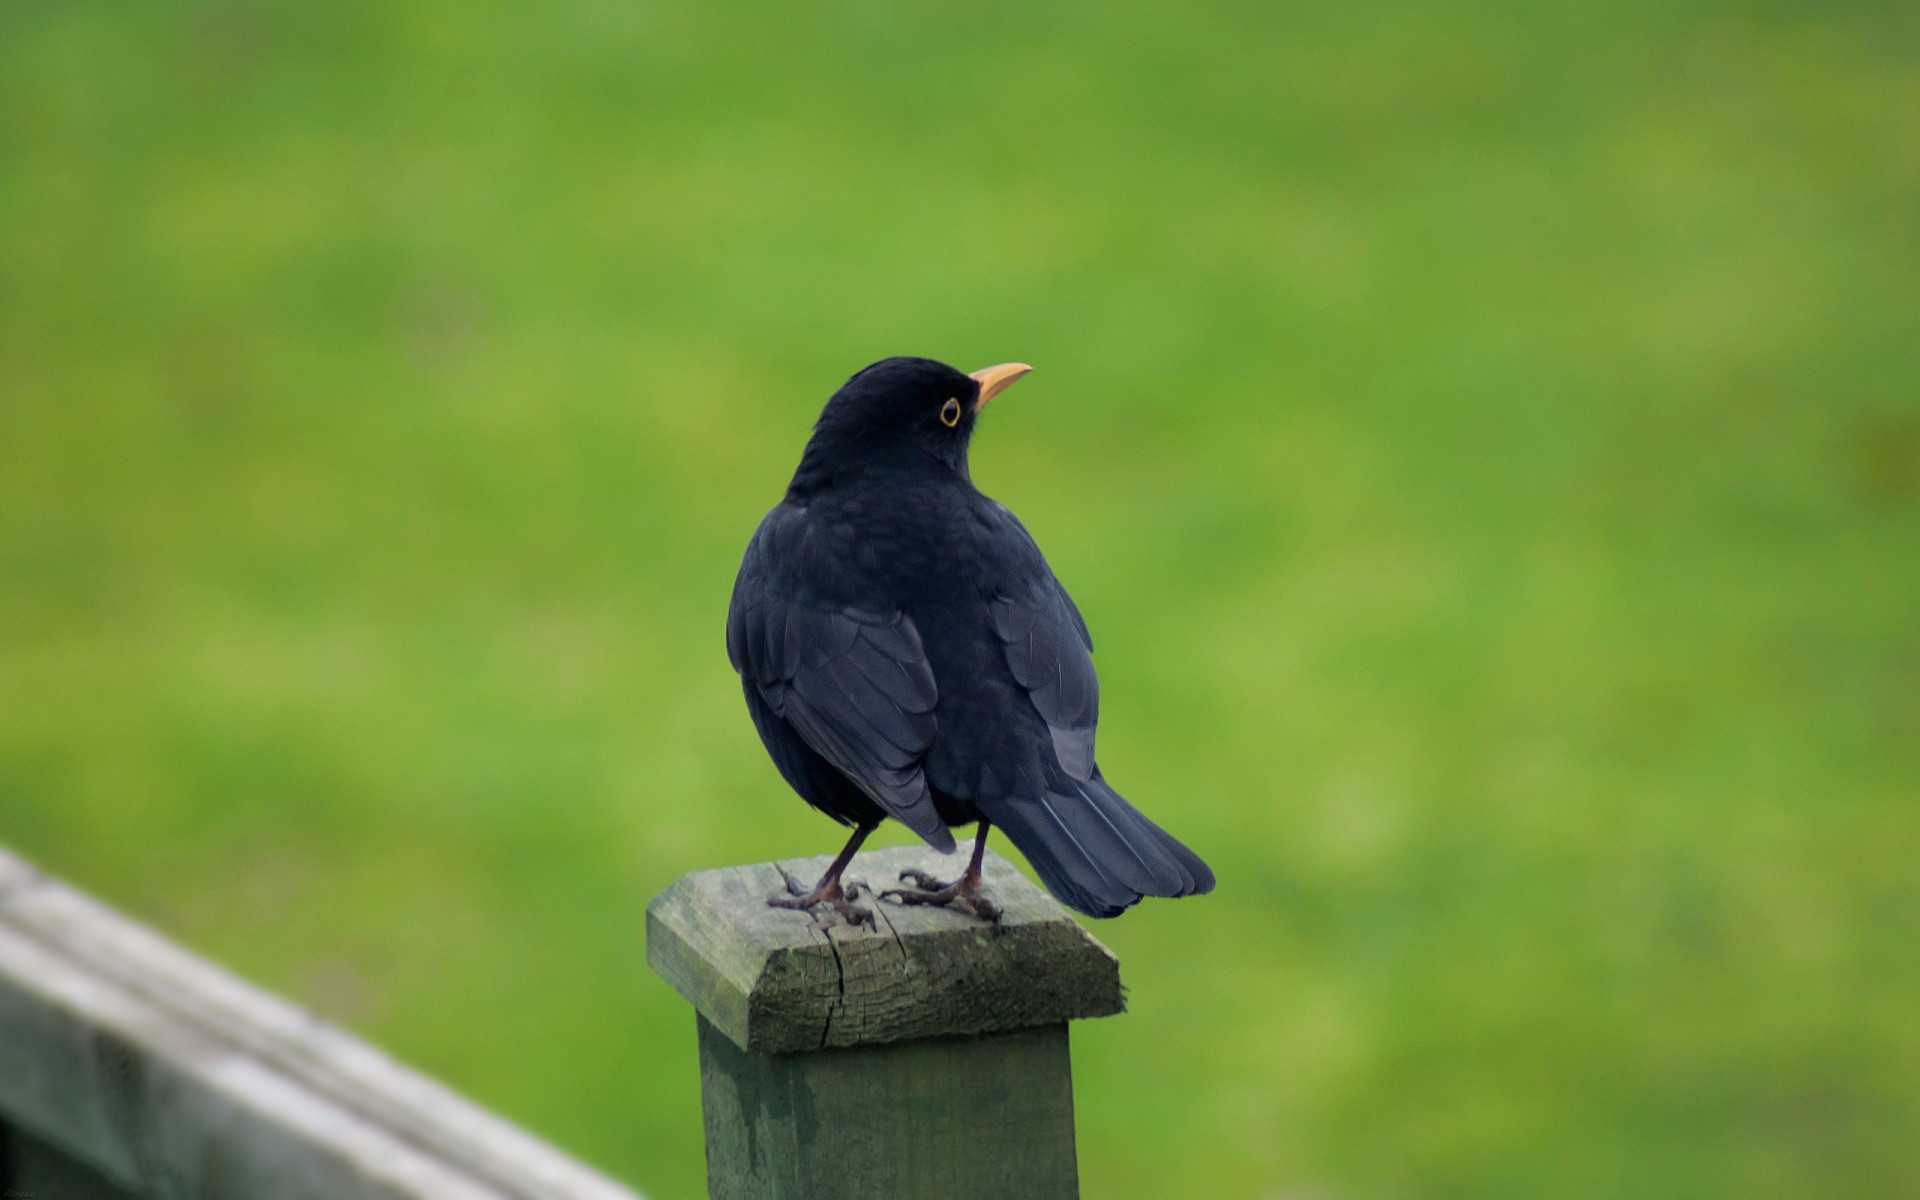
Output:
0 847 641 1200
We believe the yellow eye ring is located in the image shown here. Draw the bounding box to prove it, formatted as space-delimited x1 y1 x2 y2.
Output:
940 398 962 427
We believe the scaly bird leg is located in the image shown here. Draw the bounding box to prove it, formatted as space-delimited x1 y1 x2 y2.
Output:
768 822 878 929
882 822 1001 924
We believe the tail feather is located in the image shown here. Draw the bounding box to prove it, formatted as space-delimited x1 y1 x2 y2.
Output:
994 772 1214 918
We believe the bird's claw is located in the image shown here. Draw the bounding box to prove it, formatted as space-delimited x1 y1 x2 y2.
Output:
767 871 875 930
881 870 1001 925
777 866 813 898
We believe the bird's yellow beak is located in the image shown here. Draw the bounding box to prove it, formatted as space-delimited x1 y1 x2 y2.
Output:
969 363 1033 412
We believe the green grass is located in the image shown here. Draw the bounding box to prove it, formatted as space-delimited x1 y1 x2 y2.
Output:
3 2 1917 1197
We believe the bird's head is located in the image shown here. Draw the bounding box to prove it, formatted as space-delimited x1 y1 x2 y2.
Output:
792 356 1032 492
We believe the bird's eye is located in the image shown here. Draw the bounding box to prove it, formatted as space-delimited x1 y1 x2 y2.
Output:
940 398 961 427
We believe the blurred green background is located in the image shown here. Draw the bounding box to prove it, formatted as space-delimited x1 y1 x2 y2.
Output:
3 1 1916 1197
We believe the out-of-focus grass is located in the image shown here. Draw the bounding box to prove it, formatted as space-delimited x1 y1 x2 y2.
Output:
2 2 1917 1197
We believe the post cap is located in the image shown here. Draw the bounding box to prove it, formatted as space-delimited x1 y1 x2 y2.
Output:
645 841 1125 1055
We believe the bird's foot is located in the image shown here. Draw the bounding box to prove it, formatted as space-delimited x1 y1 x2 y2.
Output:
881 868 1001 924
768 867 875 930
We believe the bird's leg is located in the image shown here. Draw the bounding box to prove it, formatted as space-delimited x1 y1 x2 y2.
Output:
768 822 878 929
882 822 1001 924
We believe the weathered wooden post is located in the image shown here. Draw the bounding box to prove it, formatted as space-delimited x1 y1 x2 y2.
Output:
646 840 1124 1199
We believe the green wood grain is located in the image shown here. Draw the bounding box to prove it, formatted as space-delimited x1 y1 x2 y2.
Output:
4 1124 142 1200
696 1015 1078 1200
648 844 1122 1198
645 842 1124 1055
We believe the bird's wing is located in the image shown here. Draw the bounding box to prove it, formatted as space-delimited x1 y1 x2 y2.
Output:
727 537 950 849
983 511 1101 781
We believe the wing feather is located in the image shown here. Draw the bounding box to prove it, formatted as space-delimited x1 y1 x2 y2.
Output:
991 578 1100 781
729 533 950 848
978 503 1102 782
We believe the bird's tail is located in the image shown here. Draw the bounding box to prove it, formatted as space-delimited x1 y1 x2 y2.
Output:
993 771 1214 918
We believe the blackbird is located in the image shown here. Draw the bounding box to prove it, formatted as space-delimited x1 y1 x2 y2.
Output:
726 357 1214 924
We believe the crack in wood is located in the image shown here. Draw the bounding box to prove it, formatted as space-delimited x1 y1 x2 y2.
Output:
818 925 846 1050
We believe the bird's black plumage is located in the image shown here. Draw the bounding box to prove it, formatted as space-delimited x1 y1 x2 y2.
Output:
726 357 1214 918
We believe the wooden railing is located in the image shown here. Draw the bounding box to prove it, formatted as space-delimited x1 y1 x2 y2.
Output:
0 847 641 1200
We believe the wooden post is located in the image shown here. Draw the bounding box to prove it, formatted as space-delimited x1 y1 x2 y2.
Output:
646 841 1125 1200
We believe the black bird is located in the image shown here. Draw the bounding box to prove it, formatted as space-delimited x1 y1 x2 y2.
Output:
726 357 1214 923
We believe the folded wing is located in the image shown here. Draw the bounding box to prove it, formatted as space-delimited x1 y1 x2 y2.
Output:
728 553 951 852
989 575 1099 781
